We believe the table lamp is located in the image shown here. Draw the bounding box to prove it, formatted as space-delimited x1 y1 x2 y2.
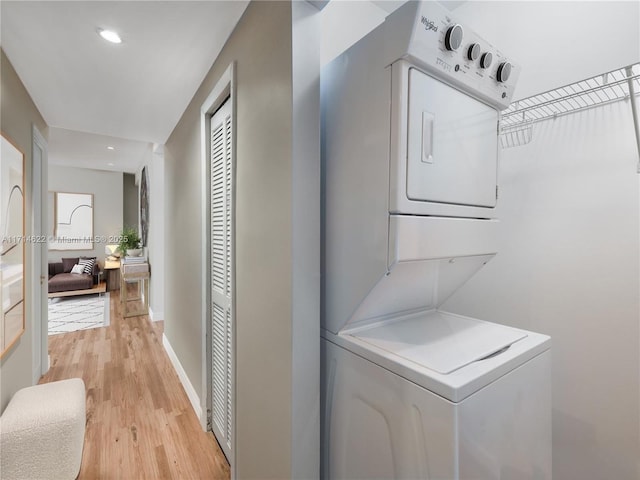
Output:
105 244 120 261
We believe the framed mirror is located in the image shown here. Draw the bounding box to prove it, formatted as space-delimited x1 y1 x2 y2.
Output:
140 166 148 247
49 192 93 250
1 133 25 358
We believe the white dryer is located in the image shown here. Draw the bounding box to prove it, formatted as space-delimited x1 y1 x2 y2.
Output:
321 2 551 479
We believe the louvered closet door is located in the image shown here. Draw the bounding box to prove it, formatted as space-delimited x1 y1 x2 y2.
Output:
210 98 233 460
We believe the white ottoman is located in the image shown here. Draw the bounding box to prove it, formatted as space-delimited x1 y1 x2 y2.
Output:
0 378 86 480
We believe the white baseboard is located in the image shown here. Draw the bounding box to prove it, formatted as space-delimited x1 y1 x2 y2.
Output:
162 333 203 422
149 307 164 322
32 363 41 384
33 355 51 384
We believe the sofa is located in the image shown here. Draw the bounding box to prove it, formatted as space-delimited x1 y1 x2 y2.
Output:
48 257 99 294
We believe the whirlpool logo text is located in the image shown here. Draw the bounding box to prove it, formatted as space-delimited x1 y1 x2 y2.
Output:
421 16 438 32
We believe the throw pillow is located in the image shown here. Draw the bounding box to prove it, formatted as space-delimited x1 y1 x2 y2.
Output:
80 256 97 275
61 257 80 273
78 258 95 275
70 264 85 274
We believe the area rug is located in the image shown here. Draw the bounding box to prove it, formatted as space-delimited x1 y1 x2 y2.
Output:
48 293 110 335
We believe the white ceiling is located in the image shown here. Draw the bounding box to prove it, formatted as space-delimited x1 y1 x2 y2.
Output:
1 0 249 172
48 127 152 174
1 0 472 174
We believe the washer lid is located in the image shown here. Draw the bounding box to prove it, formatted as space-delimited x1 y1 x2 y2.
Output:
351 311 526 375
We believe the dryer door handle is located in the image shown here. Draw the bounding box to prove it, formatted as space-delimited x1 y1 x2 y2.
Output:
421 112 434 164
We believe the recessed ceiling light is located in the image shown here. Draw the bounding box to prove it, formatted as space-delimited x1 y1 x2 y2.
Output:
107 162 115 167
98 29 122 44
106 146 115 150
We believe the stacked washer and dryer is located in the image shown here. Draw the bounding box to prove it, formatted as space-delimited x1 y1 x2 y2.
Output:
321 2 551 479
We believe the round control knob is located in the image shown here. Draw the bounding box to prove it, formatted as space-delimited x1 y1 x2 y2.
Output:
480 52 493 69
444 24 464 51
467 43 481 61
497 62 512 83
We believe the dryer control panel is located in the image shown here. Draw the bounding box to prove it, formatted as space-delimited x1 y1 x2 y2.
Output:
383 2 519 110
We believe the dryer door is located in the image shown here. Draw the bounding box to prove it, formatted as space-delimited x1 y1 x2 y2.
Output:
406 68 499 208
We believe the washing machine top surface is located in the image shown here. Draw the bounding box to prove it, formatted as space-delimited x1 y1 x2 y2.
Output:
351 312 526 375
326 310 550 402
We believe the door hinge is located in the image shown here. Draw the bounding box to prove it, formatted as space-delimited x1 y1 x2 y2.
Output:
496 185 499 200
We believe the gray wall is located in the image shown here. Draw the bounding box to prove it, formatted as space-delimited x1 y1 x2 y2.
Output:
0 49 49 412
122 172 138 230
164 1 319 477
48 165 123 265
291 2 320 477
138 149 165 320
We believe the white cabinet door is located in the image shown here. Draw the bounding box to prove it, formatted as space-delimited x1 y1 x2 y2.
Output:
406 68 499 208
210 98 233 460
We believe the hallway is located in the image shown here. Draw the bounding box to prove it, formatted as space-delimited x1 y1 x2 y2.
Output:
40 294 229 479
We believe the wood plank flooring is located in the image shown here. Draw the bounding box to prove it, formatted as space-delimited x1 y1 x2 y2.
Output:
39 293 230 479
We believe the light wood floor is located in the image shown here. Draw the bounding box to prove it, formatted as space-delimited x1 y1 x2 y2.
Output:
40 293 230 479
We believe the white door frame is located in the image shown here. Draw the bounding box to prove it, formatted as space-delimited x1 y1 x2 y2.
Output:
200 62 236 475
31 125 48 382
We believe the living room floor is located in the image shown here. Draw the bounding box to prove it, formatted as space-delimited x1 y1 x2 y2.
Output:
39 293 230 479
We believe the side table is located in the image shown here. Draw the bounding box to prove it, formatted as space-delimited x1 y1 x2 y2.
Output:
120 262 150 318
104 260 120 292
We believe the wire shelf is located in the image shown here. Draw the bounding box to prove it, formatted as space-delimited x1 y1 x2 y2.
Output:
500 63 640 137
500 121 533 149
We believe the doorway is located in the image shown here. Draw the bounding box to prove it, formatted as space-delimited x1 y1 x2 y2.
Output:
32 125 48 382
208 97 234 461
200 63 236 471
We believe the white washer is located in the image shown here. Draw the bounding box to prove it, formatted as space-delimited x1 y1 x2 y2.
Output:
321 2 551 478
322 313 551 479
